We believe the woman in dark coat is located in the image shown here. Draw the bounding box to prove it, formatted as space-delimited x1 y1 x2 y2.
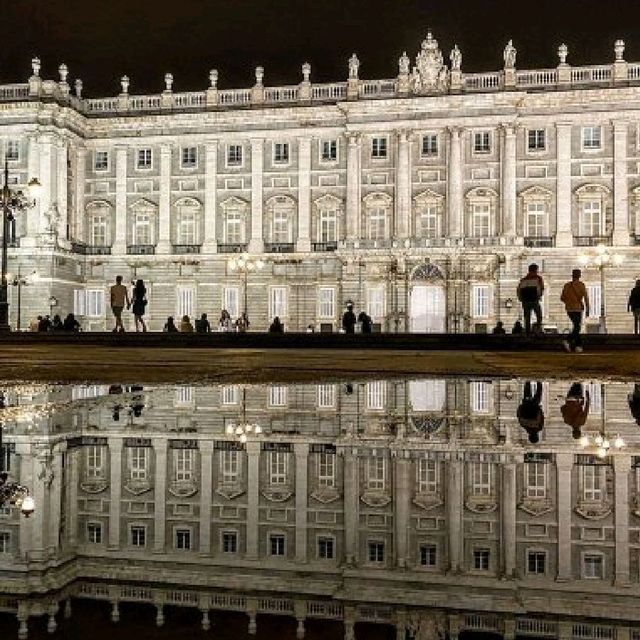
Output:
131 279 148 332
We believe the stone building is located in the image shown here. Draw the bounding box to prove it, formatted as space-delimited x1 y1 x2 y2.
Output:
1 377 640 638
1 34 640 331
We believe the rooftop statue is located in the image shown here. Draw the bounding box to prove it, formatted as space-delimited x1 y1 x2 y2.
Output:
504 39 517 69
411 32 449 95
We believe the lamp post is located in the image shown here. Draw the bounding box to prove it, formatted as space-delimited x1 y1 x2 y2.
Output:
578 244 623 334
227 254 265 320
578 387 624 458
225 387 262 443
48 296 58 318
7 268 38 331
0 161 41 331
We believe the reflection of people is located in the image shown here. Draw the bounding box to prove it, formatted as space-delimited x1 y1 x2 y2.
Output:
627 280 640 334
561 383 590 439
628 384 640 425
517 381 544 443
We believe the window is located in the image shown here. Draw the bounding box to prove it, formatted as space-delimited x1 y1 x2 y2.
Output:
471 203 490 237
177 286 195 319
86 446 105 479
418 205 438 238
585 381 602 414
94 151 109 171
367 285 385 322
317 452 336 486
129 447 148 481
318 287 335 319
582 126 602 150
471 284 490 318
368 209 388 240
470 382 491 414
222 531 238 553
371 137 387 159
421 134 438 157
473 548 490 570
582 465 605 501
471 462 492 496
175 386 194 406
473 131 491 153
417 459 438 494
366 381 385 410
227 144 243 166
273 142 289 164
272 207 290 243
225 209 244 243
527 129 546 152
130 525 146 547
5 140 19 161
579 201 603 236
317 385 336 409
583 553 604 579
0 531 10 554
133 210 152 245
181 146 197 168
174 449 195 482
269 534 285 556
419 544 437 567
367 457 386 490
221 450 240 484
525 463 547 498
137 148 152 169
321 140 337 162
176 208 197 245
175 528 191 550
269 451 288 485
318 209 338 242
87 522 102 544
269 386 287 407
527 551 546 574
526 202 547 237
586 285 602 321
221 385 240 405
74 289 105 317
269 287 287 319
90 213 108 246
318 536 335 559
368 541 385 563
223 287 239 319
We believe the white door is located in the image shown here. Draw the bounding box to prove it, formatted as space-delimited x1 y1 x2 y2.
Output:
410 285 445 333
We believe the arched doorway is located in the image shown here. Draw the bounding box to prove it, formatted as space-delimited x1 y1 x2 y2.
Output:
410 264 445 333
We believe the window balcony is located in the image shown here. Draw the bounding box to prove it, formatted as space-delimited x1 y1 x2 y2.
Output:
524 236 555 248
464 236 501 247
265 242 295 253
85 245 112 255
312 241 338 252
173 244 201 254
217 243 248 254
573 235 612 247
127 244 156 255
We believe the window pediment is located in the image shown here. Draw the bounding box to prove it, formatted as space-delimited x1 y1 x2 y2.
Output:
413 189 444 205
314 194 342 209
363 191 393 207
130 198 157 213
86 200 112 215
519 186 552 201
266 194 296 209
466 187 498 202
220 196 249 210
574 183 610 200
174 196 202 209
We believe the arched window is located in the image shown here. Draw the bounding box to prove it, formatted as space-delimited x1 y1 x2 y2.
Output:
465 188 498 238
519 186 552 238
413 189 444 239
86 201 112 247
313 194 342 244
575 184 610 239
266 195 295 244
220 196 248 245
362 192 392 241
129 199 157 246
174 197 201 245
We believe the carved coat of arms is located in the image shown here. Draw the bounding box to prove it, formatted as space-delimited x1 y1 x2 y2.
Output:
411 32 449 95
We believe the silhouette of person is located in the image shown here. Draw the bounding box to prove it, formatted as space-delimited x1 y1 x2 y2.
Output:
517 381 544 443
628 384 640 425
561 382 590 440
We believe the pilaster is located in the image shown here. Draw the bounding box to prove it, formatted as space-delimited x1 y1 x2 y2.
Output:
157 145 172 254
294 442 309 562
447 127 463 239
202 140 218 253
114 146 128 255
246 441 260 559
345 133 361 242
501 460 517 577
614 454 631 585
153 439 167 553
343 447 359 566
555 123 573 247
108 437 123 549
67 449 79 548
501 125 517 238
48 449 63 553
613 121 629 245
297 138 312 252
395 131 411 239
56 140 68 241
249 139 264 253
75 146 87 242
556 453 573 581
446 455 463 573
393 453 410 568
199 441 214 554
38 136 54 237
24 136 40 245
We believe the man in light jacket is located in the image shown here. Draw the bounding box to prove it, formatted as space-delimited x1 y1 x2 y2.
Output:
560 269 589 353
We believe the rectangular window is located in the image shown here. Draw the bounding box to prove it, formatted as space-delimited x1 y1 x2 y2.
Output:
471 285 490 318
269 534 285 556
175 528 191 550
86 446 105 479
579 201 603 236
90 214 108 246
526 463 547 498
583 553 603 578
223 287 239 319
222 531 238 553
527 129 546 152
582 465 605 501
221 385 240 405
0 531 10 554
584 381 602 414
273 142 290 164
586 285 602 320
74 289 105 317
368 209 387 239
181 146 197 168
471 203 491 237
317 452 336 487
418 205 438 238
177 286 195 319
471 462 492 496
269 451 288 485
130 525 146 547
129 447 148 481
94 150 109 171
225 210 243 243
175 386 194 406
473 548 490 570
371 137 387 159
367 457 386 490
137 148 152 169
318 209 337 242
526 202 547 237
421 134 438 157
87 522 102 544
269 287 287 319
318 536 335 559
269 386 287 407
417 459 438 494
366 381 385 410
321 140 337 162
317 384 336 409
582 126 602 150
174 449 195 482
133 211 151 245
272 209 290 243
473 131 491 153
227 144 243 166
318 287 335 319
368 540 385 563
470 381 491 414
419 544 437 567
367 285 385 322
221 450 240 484
527 551 546 574
5 140 20 161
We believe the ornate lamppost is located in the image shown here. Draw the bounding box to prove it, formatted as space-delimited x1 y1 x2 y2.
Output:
0 420 34 517
0 161 41 331
227 254 265 321
8 268 38 331
225 387 262 443
578 244 623 334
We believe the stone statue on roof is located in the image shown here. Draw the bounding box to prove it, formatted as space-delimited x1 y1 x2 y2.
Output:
411 32 449 95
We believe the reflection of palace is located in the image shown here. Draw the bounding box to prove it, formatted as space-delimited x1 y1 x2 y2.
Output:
1 379 640 638
2 35 640 331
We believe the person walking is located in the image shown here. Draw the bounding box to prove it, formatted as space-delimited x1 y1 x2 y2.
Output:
560 268 590 353
627 279 640 334
110 275 131 333
131 279 148 333
516 263 544 335
195 313 211 333
163 316 178 332
342 302 356 334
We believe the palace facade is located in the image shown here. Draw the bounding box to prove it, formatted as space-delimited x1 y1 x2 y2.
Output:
1 35 640 331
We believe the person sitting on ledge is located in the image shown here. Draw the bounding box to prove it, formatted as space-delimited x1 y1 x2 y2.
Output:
358 311 373 334
195 313 211 333
51 314 63 331
491 321 506 335
163 316 178 333
179 315 194 333
62 313 81 332
511 320 524 335
269 316 284 333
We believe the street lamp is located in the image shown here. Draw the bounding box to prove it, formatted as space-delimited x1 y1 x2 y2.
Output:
0 424 34 517
578 244 623 334
578 386 624 458
48 296 58 318
224 387 262 444
0 161 41 331
228 254 265 321
7 269 38 331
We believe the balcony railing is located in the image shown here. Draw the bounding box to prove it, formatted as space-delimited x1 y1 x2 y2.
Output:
355 239 394 249
464 236 502 247
172 244 201 254
217 243 248 254
127 244 156 255
264 242 295 253
85 245 112 255
524 236 555 248
312 241 338 252
573 235 612 247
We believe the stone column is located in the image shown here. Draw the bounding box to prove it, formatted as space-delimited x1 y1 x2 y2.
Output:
202 140 218 253
501 125 517 238
67 449 79 548
153 439 168 553
395 131 411 239
393 453 410 568
249 139 264 253
343 605 356 640
246 441 260 559
346 133 361 242
75 146 87 242
108 438 123 549
199 441 214 554
56 140 69 241
448 613 461 640
614 454 631 585
555 123 573 247
114 146 128 254
47 449 63 553
297 137 312 252
295 442 309 563
501 460 517 578
38 136 54 236
447 127 463 239
447 456 463 573
343 448 359 566
25 136 41 244
556 453 573 581
27 447 46 560
157 144 172 253
613 121 629 245
503 616 516 640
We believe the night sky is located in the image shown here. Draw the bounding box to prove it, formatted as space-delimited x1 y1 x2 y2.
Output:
1 0 639 96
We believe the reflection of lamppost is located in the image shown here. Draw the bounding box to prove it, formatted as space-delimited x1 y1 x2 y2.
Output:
225 387 262 444
0 161 41 331
228 254 265 319
7 268 38 331
578 244 623 334
579 388 624 458
48 296 58 318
